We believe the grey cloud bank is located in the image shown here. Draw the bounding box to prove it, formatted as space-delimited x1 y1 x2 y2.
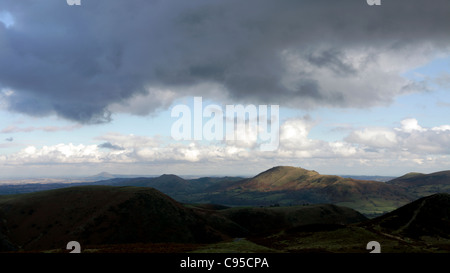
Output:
0 0 449 123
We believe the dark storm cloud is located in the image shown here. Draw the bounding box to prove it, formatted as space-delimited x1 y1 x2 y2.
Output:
0 0 449 123
98 142 124 151
306 49 358 76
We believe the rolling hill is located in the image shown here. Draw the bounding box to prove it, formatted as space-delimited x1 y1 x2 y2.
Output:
363 193 450 240
246 193 450 253
0 185 370 253
0 166 417 217
4 166 450 218
1 182 450 253
223 166 406 198
0 186 246 252
387 170 450 197
205 166 415 216
216 204 367 235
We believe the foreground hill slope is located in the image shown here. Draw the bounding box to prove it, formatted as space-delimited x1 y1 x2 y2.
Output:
0 186 244 251
244 194 450 253
0 185 371 252
216 204 367 235
2 185 450 253
363 193 450 240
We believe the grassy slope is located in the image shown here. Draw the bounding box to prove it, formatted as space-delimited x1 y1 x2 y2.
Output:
216 166 414 216
387 170 450 197
2 186 449 253
0 186 246 251
0 185 378 253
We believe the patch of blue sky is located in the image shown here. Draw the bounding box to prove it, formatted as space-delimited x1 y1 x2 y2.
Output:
0 11 14 28
305 55 450 142
399 54 450 126
0 111 80 148
106 111 174 140
404 55 450 80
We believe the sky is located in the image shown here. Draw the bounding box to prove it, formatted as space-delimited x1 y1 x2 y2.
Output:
0 0 449 178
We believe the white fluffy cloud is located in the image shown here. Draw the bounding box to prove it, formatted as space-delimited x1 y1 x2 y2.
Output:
7 143 102 164
350 118 450 155
346 128 398 148
395 118 426 133
1 117 449 176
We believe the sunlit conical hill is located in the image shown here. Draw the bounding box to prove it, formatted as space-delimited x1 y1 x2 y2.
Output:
215 166 414 216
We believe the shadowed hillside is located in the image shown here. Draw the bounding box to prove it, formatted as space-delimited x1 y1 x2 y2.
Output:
2 185 450 253
363 193 450 240
217 204 367 235
0 185 375 253
0 186 245 252
242 194 450 253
